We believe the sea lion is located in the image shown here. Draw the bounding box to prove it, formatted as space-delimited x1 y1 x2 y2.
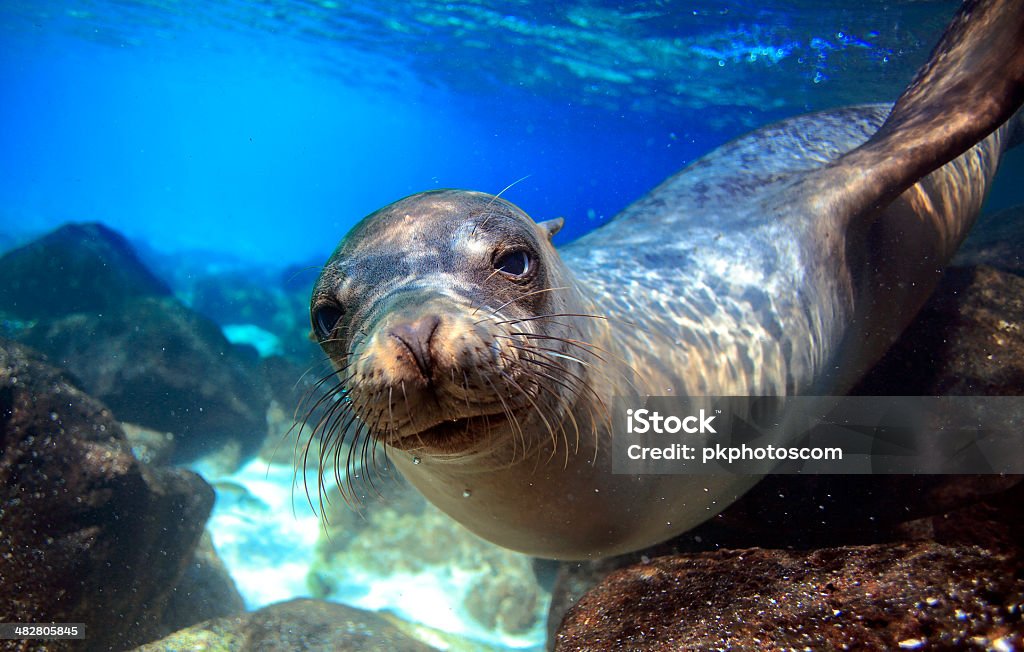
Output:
305 0 1024 559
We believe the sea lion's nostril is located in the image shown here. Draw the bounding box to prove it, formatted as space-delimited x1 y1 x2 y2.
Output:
389 315 442 378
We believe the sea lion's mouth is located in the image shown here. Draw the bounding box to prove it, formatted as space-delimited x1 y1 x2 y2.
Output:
392 411 510 451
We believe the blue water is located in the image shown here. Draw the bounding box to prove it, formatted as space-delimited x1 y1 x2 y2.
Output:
7 1 1024 649
0 0 974 267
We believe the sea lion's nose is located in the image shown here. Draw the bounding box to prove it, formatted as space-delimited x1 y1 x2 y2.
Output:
388 314 442 378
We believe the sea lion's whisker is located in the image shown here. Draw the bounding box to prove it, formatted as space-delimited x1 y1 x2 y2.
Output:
290 362 331 396
461 370 473 415
506 344 612 437
471 176 531 236
520 357 606 460
291 379 355 484
387 386 396 439
505 353 583 463
516 353 600 414
354 406 386 501
332 418 355 506
301 398 348 518
464 367 521 463
398 380 429 452
510 310 655 342
469 269 513 315
364 405 392 495
497 369 559 458
321 400 360 508
292 375 356 515
507 342 613 446
341 400 374 502
489 175 530 203
287 366 349 437
286 264 326 284
536 371 595 457
337 412 365 507
480 371 528 464
494 312 610 326
512 332 611 362
503 340 590 370
514 331 648 396
367 428 391 503
295 369 354 426
473 286 572 323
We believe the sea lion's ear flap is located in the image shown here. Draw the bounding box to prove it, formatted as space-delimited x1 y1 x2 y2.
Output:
537 217 564 241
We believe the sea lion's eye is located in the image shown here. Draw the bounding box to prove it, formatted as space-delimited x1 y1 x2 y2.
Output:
494 250 531 277
312 303 344 340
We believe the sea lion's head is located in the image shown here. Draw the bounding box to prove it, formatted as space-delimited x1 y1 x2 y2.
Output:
309 189 594 469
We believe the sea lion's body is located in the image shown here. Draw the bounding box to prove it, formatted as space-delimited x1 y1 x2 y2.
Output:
308 0 1024 559
567 104 1008 399
383 108 1012 560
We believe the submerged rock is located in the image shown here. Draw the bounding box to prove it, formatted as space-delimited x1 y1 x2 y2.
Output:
135 599 437 652
0 338 215 651
0 222 275 465
161 531 247 637
854 265 1024 396
954 204 1024 275
19 296 270 462
554 542 1023 651
0 222 171 320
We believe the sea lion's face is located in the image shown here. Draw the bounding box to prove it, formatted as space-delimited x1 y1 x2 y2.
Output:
310 190 582 460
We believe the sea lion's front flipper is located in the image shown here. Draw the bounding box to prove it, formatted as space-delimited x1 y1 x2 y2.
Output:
811 0 1024 234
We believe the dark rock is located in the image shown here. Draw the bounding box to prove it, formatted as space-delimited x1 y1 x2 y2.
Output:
0 338 215 651
548 477 1024 648
854 265 1024 396
136 599 437 651
20 296 270 462
160 531 247 636
0 222 170 320
554 542 1023 651
954 204 1024 275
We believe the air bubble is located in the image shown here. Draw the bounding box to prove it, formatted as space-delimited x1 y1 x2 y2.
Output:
412 457 421 465
462 489 472 498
